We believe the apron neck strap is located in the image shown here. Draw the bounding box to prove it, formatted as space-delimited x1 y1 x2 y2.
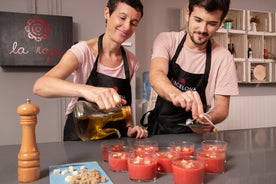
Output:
93 34 130 80
171 33 212 83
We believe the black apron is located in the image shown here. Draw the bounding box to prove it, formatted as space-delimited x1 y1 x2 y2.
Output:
141 34 211 135
64 34 132 141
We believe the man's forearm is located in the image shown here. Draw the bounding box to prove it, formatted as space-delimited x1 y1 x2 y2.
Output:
149 73 181 102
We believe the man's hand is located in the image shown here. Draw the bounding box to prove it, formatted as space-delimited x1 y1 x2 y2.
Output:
170 90 204 119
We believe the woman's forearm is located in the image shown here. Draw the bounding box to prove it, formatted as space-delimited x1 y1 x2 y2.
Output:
33 76 85 98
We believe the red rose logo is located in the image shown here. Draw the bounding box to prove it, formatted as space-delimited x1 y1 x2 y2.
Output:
179 78 186 84
25 16 50 42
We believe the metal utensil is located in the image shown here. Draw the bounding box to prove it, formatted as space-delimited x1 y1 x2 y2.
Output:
201 114 218 132
177 114 218 132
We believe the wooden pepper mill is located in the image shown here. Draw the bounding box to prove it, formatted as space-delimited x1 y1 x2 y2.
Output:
17 98 40 182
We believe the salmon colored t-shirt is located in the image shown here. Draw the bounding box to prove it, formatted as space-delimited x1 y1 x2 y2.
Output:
151 31 239 107
65 41 139 115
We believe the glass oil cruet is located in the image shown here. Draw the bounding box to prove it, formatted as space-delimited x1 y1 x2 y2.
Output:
73 100 132 141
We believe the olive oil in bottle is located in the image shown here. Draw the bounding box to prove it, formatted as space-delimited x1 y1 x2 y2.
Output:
73 101 131 141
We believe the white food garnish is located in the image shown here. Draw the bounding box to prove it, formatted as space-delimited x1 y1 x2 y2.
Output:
80 166 87 171
65 175 72 182
72 170 79 175
61 170 68 175
68 166 74 172
53 169 60 174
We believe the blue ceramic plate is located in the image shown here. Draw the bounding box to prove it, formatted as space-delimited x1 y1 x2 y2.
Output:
49 161 113 184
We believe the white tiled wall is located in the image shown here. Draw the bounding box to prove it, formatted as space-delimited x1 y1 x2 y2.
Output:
218 95 276 130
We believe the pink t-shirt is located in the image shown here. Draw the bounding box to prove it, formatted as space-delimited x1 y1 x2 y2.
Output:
151 31 239 106
65 41 139 115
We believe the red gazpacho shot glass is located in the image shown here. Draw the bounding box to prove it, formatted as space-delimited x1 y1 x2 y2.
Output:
156 149 179 173
172 156 204 184
108 151 130 172
196 148 226 174
101 140 124 162
169 141 195 157
128 152 157 182
134 140 159 156
201 140 227 154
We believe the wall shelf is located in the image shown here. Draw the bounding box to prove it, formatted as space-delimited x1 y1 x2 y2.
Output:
180 8 276 84
215 9 276 84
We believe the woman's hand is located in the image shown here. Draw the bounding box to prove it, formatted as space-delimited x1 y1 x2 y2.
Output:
81 86 126 110
127 125 148 139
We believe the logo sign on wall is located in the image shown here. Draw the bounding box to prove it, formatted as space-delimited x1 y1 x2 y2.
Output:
0 11 73 67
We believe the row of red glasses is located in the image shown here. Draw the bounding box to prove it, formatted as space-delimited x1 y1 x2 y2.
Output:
101 139 227 183
172 140 227 184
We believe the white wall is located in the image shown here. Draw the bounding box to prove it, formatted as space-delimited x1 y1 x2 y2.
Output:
217 95 276 130
0 0 108 145
0 0 276 145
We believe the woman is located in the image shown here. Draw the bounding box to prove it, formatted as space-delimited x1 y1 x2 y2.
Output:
33 0 148 141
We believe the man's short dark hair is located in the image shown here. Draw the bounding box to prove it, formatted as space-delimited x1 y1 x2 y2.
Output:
107 0 144 18
188 0 230 22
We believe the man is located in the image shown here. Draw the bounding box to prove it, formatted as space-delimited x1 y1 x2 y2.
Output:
143 0 239 135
